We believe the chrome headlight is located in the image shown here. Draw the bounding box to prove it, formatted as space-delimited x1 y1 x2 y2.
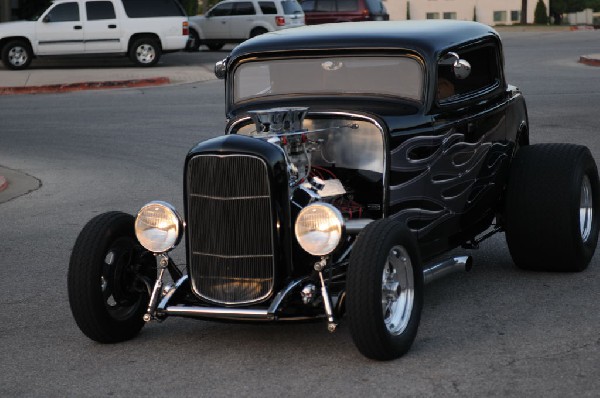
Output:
135 201 183 253
295 203 344 256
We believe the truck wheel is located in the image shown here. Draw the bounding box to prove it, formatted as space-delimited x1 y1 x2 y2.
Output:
68 212 156 343
505 144 600 272
129 38 161 67
1 39 32 70
250 27 268 38
347 219 423 360
206 43 224 51
186 29 201 51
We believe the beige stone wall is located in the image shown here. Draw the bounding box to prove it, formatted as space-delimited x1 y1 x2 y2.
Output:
385 0 550 25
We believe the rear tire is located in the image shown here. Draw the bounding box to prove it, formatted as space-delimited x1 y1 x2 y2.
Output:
347 219 423 360
1 39 32 70
505 144 600 271
206 43 224 51
129 38 161 67
250 28 268 38
68 212 156 343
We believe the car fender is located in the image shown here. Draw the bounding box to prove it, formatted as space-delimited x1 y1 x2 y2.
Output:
0 21 36 53
188 16 206 40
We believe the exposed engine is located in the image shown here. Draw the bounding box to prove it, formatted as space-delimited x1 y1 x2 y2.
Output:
248 107 367 219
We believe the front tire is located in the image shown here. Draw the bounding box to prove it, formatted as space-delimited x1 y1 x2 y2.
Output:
347 219 424 360
129 38 161 67
68 212 156 343
186 29 201 51
505 144 600 271
1 39 32 70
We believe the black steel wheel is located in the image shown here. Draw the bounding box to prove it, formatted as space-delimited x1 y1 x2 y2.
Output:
1 39 32 70
505 144 600 271
206 43 224 51
68 212 156 343
347 219 424 360
129 38 161 67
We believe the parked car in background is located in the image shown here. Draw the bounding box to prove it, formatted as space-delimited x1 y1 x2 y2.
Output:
299 0 388 25
68 21 599 361
187 0 304 51
0 0 189 70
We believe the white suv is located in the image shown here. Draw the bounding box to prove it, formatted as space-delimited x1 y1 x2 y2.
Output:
187 0 304 51
0 0 189 70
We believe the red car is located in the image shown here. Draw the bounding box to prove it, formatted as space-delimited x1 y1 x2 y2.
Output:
299 0 388 24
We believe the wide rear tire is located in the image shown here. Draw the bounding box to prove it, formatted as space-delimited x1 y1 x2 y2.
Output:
347 219 423 360
505 144 600 271
68 212 156 343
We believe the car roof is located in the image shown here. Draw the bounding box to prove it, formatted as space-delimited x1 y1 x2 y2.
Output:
229 20 499 64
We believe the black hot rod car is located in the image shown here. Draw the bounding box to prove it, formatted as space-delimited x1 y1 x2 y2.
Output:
68 21 599 360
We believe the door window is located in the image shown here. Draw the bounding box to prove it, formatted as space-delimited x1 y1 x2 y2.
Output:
232 2 256 16
46 3 80 22
209 3 234 17
86 1 116 20
122 0 185 18
337 0 358 12
259 1 277 14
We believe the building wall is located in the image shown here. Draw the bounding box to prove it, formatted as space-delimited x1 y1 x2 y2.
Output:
385 0 550 26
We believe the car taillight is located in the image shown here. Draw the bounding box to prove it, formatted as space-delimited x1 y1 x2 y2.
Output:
362 9 370 19
276 16 286 26
183 21 189 35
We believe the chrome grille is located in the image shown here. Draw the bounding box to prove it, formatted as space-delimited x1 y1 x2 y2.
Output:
187 154 275 305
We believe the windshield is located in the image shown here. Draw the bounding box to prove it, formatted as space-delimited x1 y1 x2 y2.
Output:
233 56 424 103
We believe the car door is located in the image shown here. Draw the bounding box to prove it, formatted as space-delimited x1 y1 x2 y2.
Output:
423 43 510 253
83 0 122 53
228 1 258 40
35 1 85 55
202 2 234 40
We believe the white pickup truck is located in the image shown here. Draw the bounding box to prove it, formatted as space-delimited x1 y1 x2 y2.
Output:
0 0 189 70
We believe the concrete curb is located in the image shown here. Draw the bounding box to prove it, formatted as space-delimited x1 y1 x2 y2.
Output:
0 175 7 192
0 77 170 95
579 55 600 67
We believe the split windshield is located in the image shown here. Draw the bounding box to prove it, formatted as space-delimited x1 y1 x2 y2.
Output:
233 56 424 103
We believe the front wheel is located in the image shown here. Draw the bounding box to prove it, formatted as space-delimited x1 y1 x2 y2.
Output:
347 219 423 360
186 29 201 51
505 144 600 271
68 212 156 343
1 39 32 70
129 38 161 67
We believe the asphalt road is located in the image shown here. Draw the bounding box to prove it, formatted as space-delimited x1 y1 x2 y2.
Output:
1 31 599 397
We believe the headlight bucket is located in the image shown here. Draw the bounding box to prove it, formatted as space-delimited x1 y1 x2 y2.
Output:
135 201 184 253
295 202 344 256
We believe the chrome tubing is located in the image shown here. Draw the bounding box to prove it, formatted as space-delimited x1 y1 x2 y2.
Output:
423 255 473 284
161 306 274 321
345 218 374 235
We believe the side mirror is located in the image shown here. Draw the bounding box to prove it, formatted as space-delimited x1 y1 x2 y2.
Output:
43 15 51 23
439 52 471 80
453 59 471 80
214 58 227 80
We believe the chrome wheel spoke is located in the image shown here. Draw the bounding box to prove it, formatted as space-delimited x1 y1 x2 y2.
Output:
381 245 415 335
580 175 593 242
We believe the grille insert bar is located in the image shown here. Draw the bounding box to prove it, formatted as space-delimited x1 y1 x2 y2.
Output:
187 154 275 305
